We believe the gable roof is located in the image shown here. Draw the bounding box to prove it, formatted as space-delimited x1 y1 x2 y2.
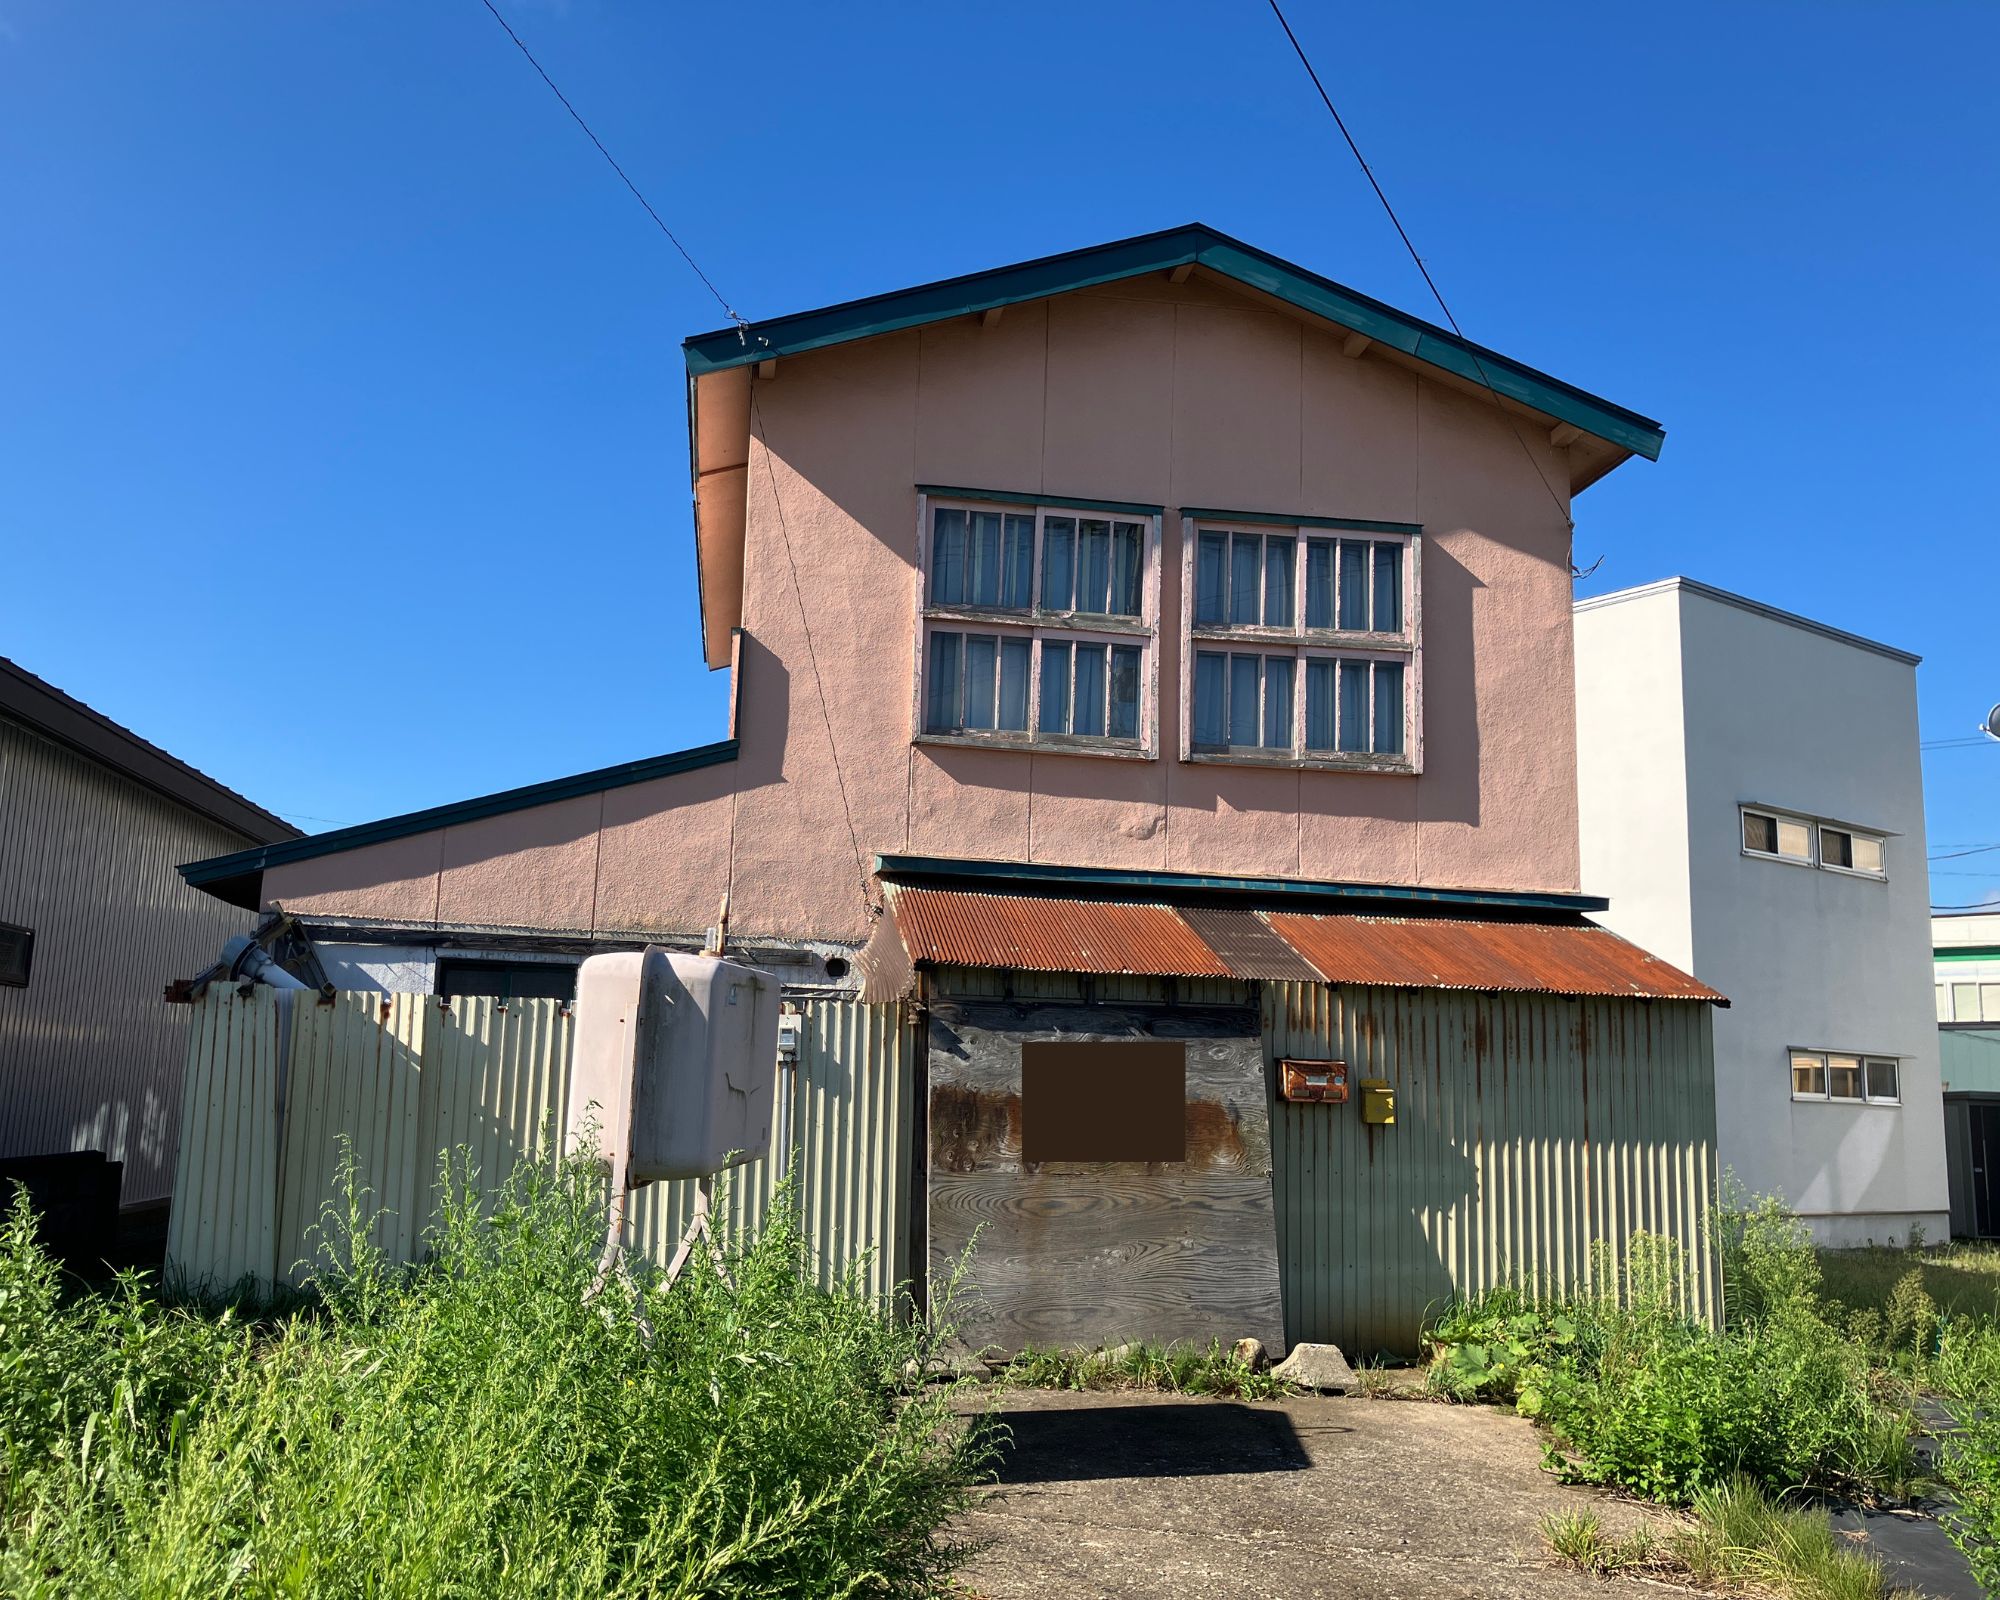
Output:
1 656 299 845
684 223 1664 668
687 223 1663 458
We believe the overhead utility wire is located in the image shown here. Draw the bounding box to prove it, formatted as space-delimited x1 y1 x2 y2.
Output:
474 0 872 917
1264 0 1581 541
475 0 744 329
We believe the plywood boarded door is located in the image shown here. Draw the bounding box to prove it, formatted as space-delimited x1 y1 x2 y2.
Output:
926 998 1284 1356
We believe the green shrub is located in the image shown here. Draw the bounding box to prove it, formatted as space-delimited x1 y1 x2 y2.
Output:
1933 1315 2000 1591
1427 1223 1917 1504
0 1154 992 1597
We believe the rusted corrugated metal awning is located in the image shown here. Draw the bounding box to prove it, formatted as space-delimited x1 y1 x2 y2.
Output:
1265 911 1724 1003
856 882 1724 1005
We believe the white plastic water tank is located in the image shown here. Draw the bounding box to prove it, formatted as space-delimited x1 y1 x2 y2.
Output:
564 947 779 1187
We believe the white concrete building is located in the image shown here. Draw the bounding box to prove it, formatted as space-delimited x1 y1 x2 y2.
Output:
1574 578 1945 1246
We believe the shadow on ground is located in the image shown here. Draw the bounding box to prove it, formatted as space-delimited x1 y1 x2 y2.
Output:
989 1402 1324 1484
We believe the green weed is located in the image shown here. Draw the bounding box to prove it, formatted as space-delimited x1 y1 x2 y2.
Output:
1008 1338 1289 1400
0 1152 993 1598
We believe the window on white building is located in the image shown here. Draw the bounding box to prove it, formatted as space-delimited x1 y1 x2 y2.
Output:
1790 1049 1900 1105
1742 808 1813 863
1741 807 1888 878
1819 825 1886 876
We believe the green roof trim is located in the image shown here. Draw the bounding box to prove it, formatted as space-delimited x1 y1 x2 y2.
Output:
179 739 739 910
1181 507 1422 536
919 485 1165 517
686 224 1664 462
873 853 1610 915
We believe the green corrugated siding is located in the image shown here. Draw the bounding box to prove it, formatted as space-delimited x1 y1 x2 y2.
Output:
1941 1029 2000 1097
1264 984 1718 1354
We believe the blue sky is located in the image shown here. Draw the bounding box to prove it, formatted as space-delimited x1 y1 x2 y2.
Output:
3 2 1995 903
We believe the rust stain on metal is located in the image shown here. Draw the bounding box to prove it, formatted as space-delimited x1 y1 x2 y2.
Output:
1264 912 1725 1003
887 887 1232 978
929 1083 1019 1173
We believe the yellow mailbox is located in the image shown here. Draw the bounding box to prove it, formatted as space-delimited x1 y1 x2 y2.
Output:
1359 1078 1396 1125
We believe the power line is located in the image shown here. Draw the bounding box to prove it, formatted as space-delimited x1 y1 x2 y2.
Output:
1262 0 1577 539
1931 843 2000 861
1922 735 1997 750
474 0 744 328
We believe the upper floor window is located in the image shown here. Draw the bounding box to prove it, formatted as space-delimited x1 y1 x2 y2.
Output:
1741 806 1887 878
916 492 1159 756
1182 515 1419 770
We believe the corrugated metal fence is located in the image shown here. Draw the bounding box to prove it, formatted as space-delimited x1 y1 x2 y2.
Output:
167 989 914 1301
1266 982 1719 1353
0 715 261 1203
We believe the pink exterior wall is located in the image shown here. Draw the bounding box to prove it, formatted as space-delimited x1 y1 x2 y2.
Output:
265 275 1583 945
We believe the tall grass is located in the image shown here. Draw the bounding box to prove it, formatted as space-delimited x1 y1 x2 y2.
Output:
0 1153 991 1598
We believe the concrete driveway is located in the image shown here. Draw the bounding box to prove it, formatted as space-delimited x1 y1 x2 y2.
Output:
954 1387 1673 1600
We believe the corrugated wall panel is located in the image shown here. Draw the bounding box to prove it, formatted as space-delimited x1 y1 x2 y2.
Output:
1265 984 1717 1355
0 717 262 1202
167 991 913 1303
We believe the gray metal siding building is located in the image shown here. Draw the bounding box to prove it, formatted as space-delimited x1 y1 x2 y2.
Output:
0 659 298 1204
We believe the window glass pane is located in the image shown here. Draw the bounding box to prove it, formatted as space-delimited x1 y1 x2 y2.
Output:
1110 522 1145 617
1109 645 1141 739
1194 652 1227 747
1338 541 1369 630
1001 516 1035 609
1776 817 1812 861
1040 518 1075 610
1828 1055 1863 1100
1072 643 1107 736
1866 1059 1900 1102
1982 984 2000 1023
1196 533 1228 625
1338 659 1369 752
1791 1054 1826 1096
1955 983 1980 1021
1372 661 1404 755
1744 812 1777 853
1372 542 1403 633
968 511 1003 606
930 509 967 606
1076 520 1112 614
1230 534 1262 625
1937 984 1950 1022
1304 659 1337 751
924 631 960 733
1264 538 1296 629
1038 641 1071 733
1821 828 1853 869
998 638 1030 731
963 634 997 730
1852 835 1884 874
1263 656 1294 749
1305 539 1335 630
1229 655 1261 746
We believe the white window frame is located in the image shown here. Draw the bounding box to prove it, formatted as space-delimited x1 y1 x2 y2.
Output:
1817 823 1887 880
1179 513 1422 773
1740 805 1889 881
1789 1048 1902 1106
911 491 1161 760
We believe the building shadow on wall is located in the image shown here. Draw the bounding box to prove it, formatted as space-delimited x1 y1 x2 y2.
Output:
1413 540 1482 828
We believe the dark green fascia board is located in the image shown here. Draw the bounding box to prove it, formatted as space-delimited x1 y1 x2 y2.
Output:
1180 507 1422 536
178 740 741 904
1937 947 2000 963
873 852 1609 915
918 485 1165 518
685 223 1665 462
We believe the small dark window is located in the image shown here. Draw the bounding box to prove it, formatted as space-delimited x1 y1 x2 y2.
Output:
1743 812 1777 854
0 922 32 988
1866 1059 1900 1103
1821 828 1854 869
435 959 576 1003
823 956 850 981
1020 1040 1185 1163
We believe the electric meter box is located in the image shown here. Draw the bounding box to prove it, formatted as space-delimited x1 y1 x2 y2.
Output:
565 947 779 1187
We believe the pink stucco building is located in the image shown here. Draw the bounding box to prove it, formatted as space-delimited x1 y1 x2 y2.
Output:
184 228 1724 1354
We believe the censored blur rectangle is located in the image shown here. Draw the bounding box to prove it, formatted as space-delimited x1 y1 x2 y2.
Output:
1020 1040 1187 1163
